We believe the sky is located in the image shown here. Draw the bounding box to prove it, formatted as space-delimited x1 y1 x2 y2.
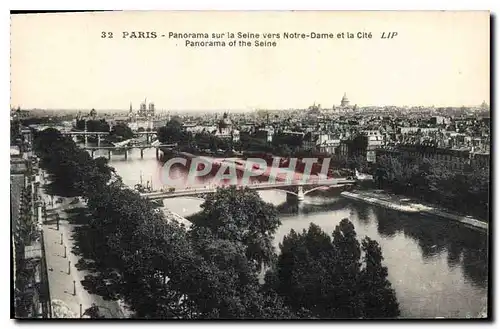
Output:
10 11 490 111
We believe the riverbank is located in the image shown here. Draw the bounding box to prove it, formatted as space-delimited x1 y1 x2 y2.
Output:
341 190 488 231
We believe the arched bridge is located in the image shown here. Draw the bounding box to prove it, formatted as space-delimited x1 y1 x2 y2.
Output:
140 178 356 202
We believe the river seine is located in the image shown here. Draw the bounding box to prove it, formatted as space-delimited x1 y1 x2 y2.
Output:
96 147 488 318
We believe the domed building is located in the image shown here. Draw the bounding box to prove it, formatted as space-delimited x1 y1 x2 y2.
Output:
340 93 350 107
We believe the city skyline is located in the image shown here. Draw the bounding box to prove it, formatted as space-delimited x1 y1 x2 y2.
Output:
11 11 489 111
10 92 490 113
11 93 490 113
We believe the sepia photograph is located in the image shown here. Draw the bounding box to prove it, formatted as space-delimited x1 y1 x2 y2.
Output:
9 10 490 320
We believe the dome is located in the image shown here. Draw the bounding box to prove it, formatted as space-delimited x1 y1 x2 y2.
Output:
219 113 232 128
340 93 350 107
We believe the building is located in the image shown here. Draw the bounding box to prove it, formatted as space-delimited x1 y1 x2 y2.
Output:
316 134 341 154
11 136 48 318
255 127 275 143
430 116 451 125
375 144 473 171
152 118 168 130
399 127 440 134
135 99 156 118
340 93 350 107
128 120 153 131
124 100 159 131
470 151 490 169
302 132 318 151
215 113 240 142
75 109 99 122
11 107 31 119
364 130 384 163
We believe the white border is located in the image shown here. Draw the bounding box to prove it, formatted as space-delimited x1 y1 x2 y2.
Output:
3 1 498 329
4 0 499 10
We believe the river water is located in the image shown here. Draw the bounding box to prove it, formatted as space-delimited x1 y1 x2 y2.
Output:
93 147 488 318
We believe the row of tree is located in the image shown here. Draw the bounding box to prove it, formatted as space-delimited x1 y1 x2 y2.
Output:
75 119 110 133
75 119 134 142
33 128 113 197
157 119 234 153
374 155 489 220
33 128 400 319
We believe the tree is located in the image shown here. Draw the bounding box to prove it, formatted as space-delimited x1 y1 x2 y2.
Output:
190 186 281 270
374 153 489 221
83 304 104 318
359 237 400 318
76 119 110 132
267 219 400 319
33 128 113 197
347 154 370 173
347 134 368 157
272 132 303 150
184 226 295 319
110 123 134 140
33 128 296 319
88 119 110 132
158 119 185 144
271 223 335 317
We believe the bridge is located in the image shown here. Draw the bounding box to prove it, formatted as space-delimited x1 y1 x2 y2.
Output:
140 178 356 202
60 130 159 146
59 130 109 146
83 143 178 159
134 131 158 143
60 130 156 136
60 131 110 135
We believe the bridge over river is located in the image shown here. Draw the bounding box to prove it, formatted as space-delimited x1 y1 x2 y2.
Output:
97 146 487 319
84 143 177 159
141 178 356 202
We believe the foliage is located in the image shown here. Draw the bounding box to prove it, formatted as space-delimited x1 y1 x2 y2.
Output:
191 186 281 270
19 116 63 126
33 130 293 319
374 155 489 220
194 132 230 152
346 134 368 157
157 119 188 144
76 119 110 132
33 128 113 197
266 220 400 319
33 129 400 319
110 123 134 140
272 132 304 150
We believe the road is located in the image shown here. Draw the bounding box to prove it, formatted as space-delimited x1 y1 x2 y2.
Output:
39 172 131 318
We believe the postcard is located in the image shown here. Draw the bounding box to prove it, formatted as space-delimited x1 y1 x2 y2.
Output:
10 10 490 320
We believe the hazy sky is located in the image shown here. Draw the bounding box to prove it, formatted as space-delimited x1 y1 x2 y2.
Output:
11 11 489 110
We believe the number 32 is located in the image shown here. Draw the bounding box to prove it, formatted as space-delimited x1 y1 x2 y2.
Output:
101 32 114 38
